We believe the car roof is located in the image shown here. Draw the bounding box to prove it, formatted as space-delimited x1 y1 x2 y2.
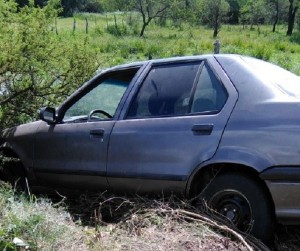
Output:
105 54 221 73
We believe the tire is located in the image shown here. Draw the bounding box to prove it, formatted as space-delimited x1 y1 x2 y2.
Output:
198 172 275 244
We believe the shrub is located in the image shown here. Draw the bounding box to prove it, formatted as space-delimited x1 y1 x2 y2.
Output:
106 24 130 36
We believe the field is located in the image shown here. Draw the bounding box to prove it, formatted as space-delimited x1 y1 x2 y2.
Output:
2 11 300 251
54 12 300 75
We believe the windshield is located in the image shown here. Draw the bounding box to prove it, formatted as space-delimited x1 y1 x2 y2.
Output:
243 57 300 98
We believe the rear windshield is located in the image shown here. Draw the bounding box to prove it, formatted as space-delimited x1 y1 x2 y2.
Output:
243 57 300 98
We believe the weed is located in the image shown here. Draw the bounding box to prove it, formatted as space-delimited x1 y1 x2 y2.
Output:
0 182 90 250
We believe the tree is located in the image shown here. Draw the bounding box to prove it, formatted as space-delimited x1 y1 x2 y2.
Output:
198 0 230 37
132 0 172 37
15 0 48 7
287 0 299 35
60 0 86 16
101 0 132 11
227 0 241 24
268 0 288 32
240 0 268 29
84 0 103 13
0 0 98 128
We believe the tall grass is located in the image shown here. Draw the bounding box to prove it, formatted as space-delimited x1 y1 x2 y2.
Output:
53 13 300 74
0 182 90 250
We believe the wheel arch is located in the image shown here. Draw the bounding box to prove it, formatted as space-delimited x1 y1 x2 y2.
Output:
0 145 28 178
1 146 20 158
186 162 275 212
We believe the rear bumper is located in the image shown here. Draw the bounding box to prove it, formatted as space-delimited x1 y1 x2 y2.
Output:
260 167 300 224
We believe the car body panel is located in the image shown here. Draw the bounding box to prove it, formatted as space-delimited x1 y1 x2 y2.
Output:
31 63 148 190
2 54 300 225
107 57 238 193
213 55 300 223
0 121 41 174
212 55 300 171
33 120 114 190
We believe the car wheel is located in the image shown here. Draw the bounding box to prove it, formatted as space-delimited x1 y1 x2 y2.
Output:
198 172 274 243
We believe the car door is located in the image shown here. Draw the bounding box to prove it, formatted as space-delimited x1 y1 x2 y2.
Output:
33 67 141 190
107 58 238 194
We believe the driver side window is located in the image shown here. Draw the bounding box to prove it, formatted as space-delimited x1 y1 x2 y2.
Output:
64 69 139 123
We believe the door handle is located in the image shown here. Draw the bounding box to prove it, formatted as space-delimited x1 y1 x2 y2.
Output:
192 124 213 135
90 128 105 137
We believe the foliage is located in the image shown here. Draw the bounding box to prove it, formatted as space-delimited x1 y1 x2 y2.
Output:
287 0 300 35
84 0 103 13
197 0 230 37
1 3 300 128
240 0 269 27
0 0 98 128
130 0 174 37
12 0 300 36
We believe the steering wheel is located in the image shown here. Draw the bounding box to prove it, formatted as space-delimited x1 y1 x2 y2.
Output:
88 109 112 121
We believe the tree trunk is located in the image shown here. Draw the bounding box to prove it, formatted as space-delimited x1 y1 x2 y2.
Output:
287 0 298 36
213 27 218 38
140 18 152 37
140 23 147 37
272 0 279 32
213 9 220 38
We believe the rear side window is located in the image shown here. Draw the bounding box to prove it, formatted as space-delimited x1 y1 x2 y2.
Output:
127 62 227 118
191 64 228 113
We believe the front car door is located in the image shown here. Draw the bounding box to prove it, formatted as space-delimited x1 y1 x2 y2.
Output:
33 66 142 190
107 57 238 194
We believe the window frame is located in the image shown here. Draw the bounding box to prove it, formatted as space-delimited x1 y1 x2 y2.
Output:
124 59 228 120
55 66 142 123
189 61 229 115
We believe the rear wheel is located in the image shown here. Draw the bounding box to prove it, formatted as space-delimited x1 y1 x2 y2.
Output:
198 172 274 244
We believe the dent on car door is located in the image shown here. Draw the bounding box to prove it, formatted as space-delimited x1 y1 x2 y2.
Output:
107 59 238 194
33 67 141 190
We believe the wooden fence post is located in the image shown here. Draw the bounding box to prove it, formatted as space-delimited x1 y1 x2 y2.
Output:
73 18 76 33
214 39 220 54
114 14 118 30
55 17 58 35
85 17 89 34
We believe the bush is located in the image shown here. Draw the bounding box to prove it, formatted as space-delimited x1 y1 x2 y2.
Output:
84 1 103 13
106 23 130 36
290 32 300 44
0 1 98 128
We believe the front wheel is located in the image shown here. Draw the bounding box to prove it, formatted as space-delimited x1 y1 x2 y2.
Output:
198 172 274 244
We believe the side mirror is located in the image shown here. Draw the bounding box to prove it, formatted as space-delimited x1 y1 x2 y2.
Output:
39 107 56 124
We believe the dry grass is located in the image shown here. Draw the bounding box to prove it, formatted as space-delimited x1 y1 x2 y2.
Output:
275 225 300 251
1 180 300 251
66 193 269 251
0 182 90 250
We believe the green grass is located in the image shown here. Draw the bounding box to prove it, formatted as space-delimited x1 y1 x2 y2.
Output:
0 182 91 250
2 12 300 250
52 14 300 75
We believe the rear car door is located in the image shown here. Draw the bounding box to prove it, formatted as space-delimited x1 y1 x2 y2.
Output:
107 58 238 193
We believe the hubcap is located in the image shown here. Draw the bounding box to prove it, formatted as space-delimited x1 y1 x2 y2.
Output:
209 190 252 231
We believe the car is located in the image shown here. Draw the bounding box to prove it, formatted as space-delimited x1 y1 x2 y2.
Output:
1 54 300 243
